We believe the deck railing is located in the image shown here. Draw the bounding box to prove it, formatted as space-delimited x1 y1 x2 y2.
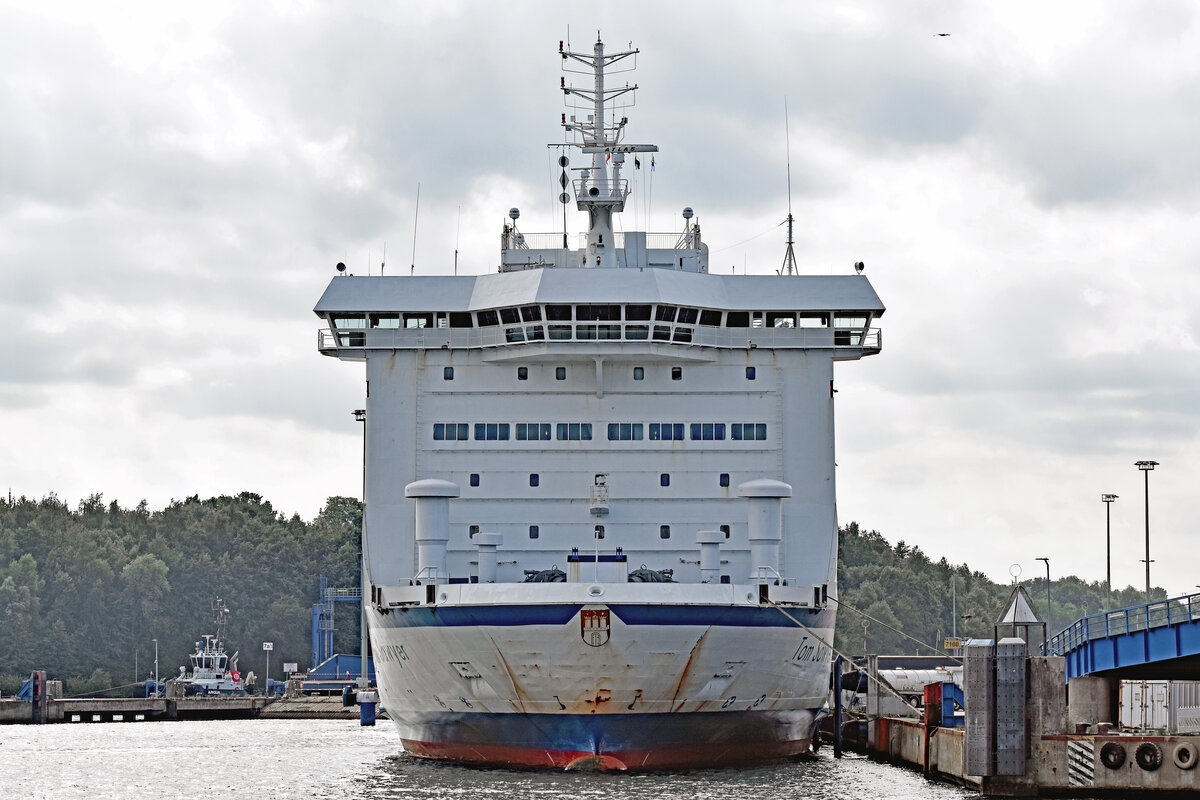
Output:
1046 592 1200 656
318 325 882 354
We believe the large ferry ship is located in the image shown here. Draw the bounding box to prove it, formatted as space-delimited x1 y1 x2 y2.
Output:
314 36 884 769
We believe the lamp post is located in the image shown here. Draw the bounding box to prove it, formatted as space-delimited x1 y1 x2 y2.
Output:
1101 494 1118 600
1036 556 1051 643
1136 460 1158 599
354 408 369 689
152 638 159 697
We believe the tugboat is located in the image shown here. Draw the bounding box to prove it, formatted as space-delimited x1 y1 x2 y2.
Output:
178 598 244 696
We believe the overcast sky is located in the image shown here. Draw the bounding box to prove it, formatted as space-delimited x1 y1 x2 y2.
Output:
3 1 1198 601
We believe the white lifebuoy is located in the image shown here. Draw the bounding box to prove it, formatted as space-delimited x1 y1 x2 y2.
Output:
1173 742 1198 770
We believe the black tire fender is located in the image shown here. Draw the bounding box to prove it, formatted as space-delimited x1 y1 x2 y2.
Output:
1135 741 1164 771
1099 741 1126 769
1173 741 1198 770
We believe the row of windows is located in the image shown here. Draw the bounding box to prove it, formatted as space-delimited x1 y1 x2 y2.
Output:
465 472 734 489
444 366 757 381
333 305 860 330
469 523 734 540
432 423 769 442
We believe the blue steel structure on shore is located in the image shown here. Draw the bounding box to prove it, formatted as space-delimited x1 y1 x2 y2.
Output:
1047 592 1200 680
311 575 362 669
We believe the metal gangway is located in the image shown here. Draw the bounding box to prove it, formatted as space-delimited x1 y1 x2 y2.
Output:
1047 592 1200 680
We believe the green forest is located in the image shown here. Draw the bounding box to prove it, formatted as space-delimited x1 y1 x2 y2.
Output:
0 493 1169 695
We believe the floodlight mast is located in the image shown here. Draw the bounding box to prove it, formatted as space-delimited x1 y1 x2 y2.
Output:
559 37 657 267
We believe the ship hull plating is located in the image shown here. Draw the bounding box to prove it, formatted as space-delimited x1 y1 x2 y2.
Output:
368 597 833 769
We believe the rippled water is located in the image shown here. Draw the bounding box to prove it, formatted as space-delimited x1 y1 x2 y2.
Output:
1 719 977 800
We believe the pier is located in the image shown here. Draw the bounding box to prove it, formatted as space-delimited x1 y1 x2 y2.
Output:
1 679 271 725
848 590 1200 796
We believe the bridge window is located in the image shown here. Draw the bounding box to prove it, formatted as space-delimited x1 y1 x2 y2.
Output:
404 313 432 328
520 305 542 322
626 324 649 340
499 308 520 324
477 310 499 327
546 304 572 321
798 313 829 328
766 312 796 328
332 315 366 329
576 304 621 321
655 305 677 322
677 308 698 324
699 310 722 326
626 305 652 321
449 312 473 328
725 312 750 328
370 313 400 328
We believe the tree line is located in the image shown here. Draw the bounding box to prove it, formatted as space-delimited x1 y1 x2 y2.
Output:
0 494 1170 694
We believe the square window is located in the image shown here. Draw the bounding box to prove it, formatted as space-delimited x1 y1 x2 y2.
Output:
469 524 480 537
517 367 528 380
720 473 730 488
434 424 445 441
529 474 539 487
660 473 670 487
671 367 682 381
529 525 539 539
720 525 730 539
660 525 671 539
555 366 566 380
469 473 480 487
444 367 454 380
746 366 756 380
633 367 644 381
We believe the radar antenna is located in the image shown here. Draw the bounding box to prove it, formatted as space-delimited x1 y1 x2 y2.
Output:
558 36 658 267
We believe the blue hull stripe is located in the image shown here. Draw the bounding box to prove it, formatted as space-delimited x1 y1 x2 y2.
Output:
394 708 817 751
380 603 829 629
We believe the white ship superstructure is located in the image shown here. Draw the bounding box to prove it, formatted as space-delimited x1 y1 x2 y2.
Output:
314 36 884 769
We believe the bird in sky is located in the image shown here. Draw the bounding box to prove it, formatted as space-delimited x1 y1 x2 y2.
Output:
935 33 951 37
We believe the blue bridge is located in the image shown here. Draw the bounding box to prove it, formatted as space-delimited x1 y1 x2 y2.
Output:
1047 592 1200 680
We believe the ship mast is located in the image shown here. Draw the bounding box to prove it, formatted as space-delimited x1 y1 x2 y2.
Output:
560 35 658 267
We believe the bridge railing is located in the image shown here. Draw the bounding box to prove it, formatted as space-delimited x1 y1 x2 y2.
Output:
1047 592 1200 656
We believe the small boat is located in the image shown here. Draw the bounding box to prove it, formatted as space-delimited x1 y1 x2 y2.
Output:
177 598 244 696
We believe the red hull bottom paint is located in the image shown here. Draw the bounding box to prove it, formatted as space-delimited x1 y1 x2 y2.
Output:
400 737 813 771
